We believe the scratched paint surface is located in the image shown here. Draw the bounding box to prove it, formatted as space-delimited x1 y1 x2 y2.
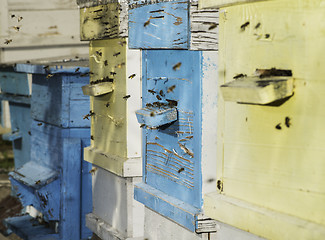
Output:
128 0 189 49
142 50 201 207
80 3 128 41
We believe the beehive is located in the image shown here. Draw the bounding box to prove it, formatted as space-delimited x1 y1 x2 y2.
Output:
134 50 218 232
200 0 325 239
6 57 92 240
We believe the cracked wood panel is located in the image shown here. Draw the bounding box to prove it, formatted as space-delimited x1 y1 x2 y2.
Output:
84 38 141 175
190 2 218 50
210 0 325 239
80 2 128 40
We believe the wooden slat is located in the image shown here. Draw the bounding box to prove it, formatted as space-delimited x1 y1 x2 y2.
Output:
8 0 78 11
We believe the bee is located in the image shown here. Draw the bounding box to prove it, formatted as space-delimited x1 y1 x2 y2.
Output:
28 131 31 135
43 65 49 70
116 62 125 68
240 21 250 31
123 95 131 99
91 135 94 140
178 143 194 158
186 136 193 139
104 60 108 66
217 180 223 191
166 99 177 107
35 180 41 185
159 90 164 97
105 102 110 107
172 62 182 71
118 40 127 46
4 39 12 44
275 123 282 130
93 16 103 20
255 22 261 29
208 23 218 30
144 19 150 27
265 33 270 39
12 26 20 31
128 73 136 79
150 112 155 117
155 136 160 140
11 14 15 18
207 178 215 183
113 52 120 57
146 103 153 108
95 50 102 56
148 89 156 95
46 74 54 79
140 124 146 128
18 16 23 22
178 167 184 173
156 95 162 100
37 123 43 126
75 67 80 73
285 117 291 128
233 73 247 79
89 167 97 175
83 111 95 120
167 85 176 93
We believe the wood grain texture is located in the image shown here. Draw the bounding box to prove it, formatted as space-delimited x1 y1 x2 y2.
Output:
199 0 270 9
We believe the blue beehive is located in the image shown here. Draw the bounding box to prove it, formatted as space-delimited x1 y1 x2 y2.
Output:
5 57 92 240
134 50 218 232
0 66 31 169
128 0 218 50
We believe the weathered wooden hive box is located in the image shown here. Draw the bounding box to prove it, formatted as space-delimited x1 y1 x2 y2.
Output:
5 58 93 240
77 1 144 239
128 0 218 50
199 0 325 239
134 50 218 236
0 65 31 169
0 0 88 63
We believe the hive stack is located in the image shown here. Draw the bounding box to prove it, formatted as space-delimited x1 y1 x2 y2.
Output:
0 0 89 176
5 57 93 240
199 0 325 239
77 0 144 239
128 1 220 239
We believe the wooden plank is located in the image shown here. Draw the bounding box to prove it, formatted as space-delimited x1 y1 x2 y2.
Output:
204 193 325 240
134 182 200 232
220 77 294 104
135 107 177 128
82 82 114 96
190 2 219 50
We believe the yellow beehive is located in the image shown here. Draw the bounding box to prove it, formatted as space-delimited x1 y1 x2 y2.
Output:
201 0 325 239
83 38 141 177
